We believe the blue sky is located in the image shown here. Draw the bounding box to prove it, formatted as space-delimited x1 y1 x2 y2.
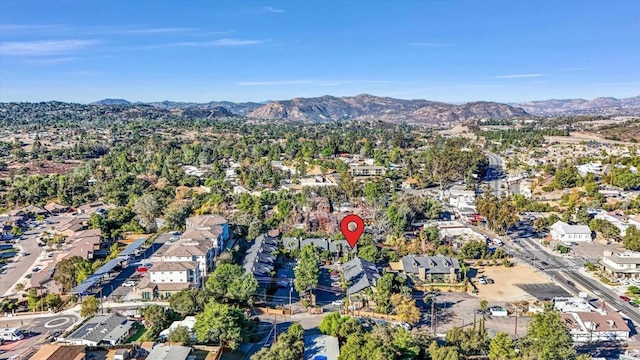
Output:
0 0 639 103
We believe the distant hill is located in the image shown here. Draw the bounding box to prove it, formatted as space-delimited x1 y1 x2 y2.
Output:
248 94 529 125
145 100 263 116
91 98 131 105
516 95 640 116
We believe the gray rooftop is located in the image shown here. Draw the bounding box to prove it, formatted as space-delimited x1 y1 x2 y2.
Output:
242 234 278 277
343 257 380 296
400 255 460 275
146 344 193 360
66 314 133 345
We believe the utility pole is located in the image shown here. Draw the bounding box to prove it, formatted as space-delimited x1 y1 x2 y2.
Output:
272 315 277 347
514 305 518 338
431 299 436 334
289 279 293 315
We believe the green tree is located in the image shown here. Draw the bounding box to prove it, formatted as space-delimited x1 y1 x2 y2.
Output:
142 304 176 338
205 264 258 305
374 273 395 314
519 307 577 360
168 325 192 344
251 323 305 360
169 289 210 316
623 226 640 251
27 288 40 312
358 244 381 263
429 342 463 360
294 245 319 296
489 332 517 360
80 296 100 317
44 293 64 312
194 301 251 350
133 194 161 232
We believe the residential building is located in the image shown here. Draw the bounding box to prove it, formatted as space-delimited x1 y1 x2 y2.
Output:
304 334 340 360
56 218 87 238
283 237 349 258
45 202 70 214
30 345 86 360
550 221 592 243
64 314 135 346
349 165 386 177
396 255 461 284
561 311 630 342
594 211 631 236
76 202 115 216
447 185 476 210
149 261 201 288
602 251 640 278
64 229 106 260
185 214 229 242
159 316 197 341
23 205 49 216
29 262 64 295
136 277 194 300
343 257 380 306
146 344 194 360
576 162 603 176
180 227 224 256
243 234 277 278
162 239 214 276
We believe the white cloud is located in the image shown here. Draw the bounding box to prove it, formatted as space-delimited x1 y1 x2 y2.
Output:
494 74 546 79
264 6 285 13
408 42 453 47
171 38 269 47
100 27 197 35
0 39 99 56
0 24 66 34
25 57 79 65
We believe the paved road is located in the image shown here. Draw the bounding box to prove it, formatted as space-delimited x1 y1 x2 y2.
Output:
484 152 506 197
0 227 45 297
506 235 640 327
0 313 79 359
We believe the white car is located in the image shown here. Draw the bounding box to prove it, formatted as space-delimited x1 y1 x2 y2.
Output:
122 281 136 287
331 300 344 306
593 290 603 296
331 281 342 287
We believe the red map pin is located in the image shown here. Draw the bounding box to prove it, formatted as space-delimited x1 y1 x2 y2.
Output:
341 214 364 249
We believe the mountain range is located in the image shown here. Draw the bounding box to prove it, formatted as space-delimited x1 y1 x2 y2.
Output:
84 93 638 124
515 96 640 116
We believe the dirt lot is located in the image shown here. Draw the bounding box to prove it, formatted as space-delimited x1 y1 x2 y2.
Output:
471 264 552 302
434 292 531 338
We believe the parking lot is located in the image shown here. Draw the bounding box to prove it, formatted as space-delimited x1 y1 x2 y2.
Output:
517 283 572 301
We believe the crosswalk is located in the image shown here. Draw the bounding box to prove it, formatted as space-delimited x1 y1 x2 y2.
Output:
540 267 580 273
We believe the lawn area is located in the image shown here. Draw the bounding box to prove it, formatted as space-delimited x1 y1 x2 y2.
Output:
125 323 147 343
